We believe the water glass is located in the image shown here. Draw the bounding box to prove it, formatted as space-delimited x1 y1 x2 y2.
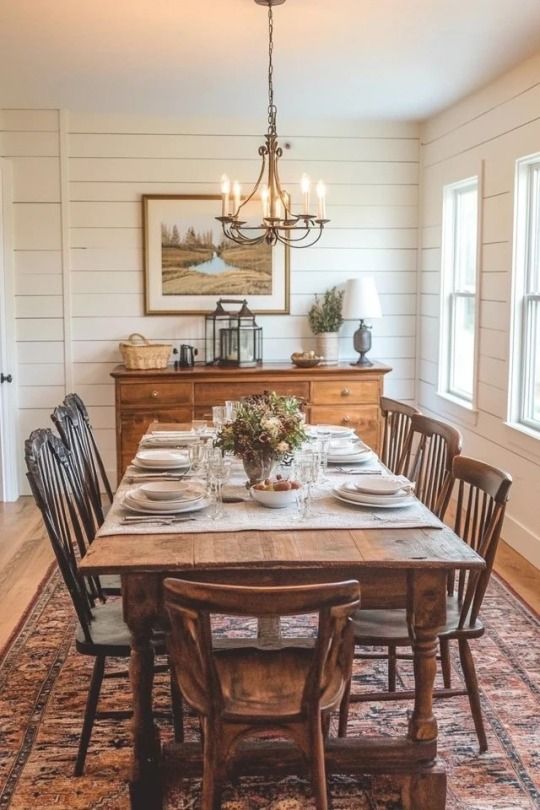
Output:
315 426 332 482
206 448 231 520
192 419 208 438
212 405 226 430
189 441 207 474
293 449 320 519
224 400 240 422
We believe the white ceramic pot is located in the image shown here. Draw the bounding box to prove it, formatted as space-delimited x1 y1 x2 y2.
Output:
316 332 339 366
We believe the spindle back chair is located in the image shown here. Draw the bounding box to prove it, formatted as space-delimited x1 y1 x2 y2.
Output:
380 397 421 474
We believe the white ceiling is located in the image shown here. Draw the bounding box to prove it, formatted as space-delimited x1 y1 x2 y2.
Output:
1 0 540 121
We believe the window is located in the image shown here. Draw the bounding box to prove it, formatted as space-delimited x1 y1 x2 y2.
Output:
509 154 540 435
439 177 479 406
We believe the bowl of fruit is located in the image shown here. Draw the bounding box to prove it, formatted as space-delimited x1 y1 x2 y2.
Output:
290 351 323 369
250 475 302 508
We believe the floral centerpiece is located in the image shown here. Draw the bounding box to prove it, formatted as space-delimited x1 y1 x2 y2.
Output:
215 390 307 485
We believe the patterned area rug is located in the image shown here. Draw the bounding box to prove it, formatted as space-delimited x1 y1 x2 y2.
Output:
0 571 538 810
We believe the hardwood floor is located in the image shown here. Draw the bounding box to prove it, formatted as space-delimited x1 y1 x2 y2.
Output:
0 497 538 655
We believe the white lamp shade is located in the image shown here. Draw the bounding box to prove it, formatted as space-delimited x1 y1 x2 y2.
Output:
342 277 382 320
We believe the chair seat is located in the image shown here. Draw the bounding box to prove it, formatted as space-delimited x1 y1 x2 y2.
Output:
351 596 485 646
75 601 167 657
214 645 342 722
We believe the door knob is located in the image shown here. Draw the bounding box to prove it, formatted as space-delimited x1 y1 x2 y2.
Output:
0 373 12 384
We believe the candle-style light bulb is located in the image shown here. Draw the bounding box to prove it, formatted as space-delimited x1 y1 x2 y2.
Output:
281 189 290 219
261 185 270 219
301 174 311 215
232 181 241 218
316 180 326 220
221 174 231 217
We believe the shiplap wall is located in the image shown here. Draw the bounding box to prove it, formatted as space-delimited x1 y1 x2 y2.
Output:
418 52 540 568
0 109 419 491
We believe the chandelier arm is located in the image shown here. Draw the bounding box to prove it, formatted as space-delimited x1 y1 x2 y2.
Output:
275 225 324 249
227 226 268 246
236 150 268 217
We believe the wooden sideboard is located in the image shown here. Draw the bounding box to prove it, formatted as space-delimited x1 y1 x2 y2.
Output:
111 362 392 479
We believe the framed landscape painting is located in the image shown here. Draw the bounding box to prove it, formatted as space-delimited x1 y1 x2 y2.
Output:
143 195 290 314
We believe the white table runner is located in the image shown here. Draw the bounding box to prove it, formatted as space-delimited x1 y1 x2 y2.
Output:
98 460 444 537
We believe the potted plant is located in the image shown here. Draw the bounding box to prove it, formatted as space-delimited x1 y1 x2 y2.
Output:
214 391 307 485
307 286 344 365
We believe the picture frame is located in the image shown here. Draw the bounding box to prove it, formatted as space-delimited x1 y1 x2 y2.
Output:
142 194 290 315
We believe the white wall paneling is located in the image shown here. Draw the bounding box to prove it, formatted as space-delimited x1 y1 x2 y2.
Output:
418 54 540 568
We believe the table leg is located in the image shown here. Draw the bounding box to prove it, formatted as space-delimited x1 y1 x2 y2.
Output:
405 570 447 807
123 575 162 810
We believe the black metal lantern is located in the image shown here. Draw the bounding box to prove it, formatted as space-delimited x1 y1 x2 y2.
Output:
205 299 263 368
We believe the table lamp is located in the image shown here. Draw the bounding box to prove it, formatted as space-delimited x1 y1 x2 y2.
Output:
342 277 382 366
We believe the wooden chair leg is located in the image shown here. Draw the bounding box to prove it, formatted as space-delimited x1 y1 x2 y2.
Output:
169 668 184 743
74 655 105 776
388 644 397 691
201 719 222 810
458 638 488 752
309 714 329 810
338 677 351 738
440 638 452 689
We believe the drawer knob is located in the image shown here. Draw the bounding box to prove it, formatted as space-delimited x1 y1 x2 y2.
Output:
342 415 351 424
341 387 351 397
151 390 159 399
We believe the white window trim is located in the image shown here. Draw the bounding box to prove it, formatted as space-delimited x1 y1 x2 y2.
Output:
437 173 482 416
507 152 540 441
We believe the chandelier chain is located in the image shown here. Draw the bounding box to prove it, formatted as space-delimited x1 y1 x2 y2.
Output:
267 5 277 134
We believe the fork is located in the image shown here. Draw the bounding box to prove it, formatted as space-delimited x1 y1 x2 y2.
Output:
121 516 196 526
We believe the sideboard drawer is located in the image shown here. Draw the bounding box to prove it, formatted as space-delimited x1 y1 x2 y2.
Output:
311 380 379 405
310 405 379 449
194 381 310 405
119 381 192 407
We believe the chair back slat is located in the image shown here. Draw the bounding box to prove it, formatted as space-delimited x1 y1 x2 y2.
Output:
25 429 100 641
380 397 421 474
399 414 462 517
164 578 360 720
441 456 512 627
66 393 114 503
52 396 111 527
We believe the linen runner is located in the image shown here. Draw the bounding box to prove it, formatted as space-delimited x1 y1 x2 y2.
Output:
97 460 445 537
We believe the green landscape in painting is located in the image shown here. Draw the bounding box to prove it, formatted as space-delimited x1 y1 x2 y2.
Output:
161 224 272 296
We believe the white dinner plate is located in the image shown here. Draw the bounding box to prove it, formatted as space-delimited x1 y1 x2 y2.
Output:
307 424 356 437
327 450 376 465
332 486 416 509
135 449 190 465
123 489 208 515
139 481 205 501
132 457 191 471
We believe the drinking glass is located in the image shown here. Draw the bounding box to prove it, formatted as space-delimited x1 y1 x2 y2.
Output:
192 419 208 438
189 441 207 474
293 449 320 520
212 405 226 430
206 448 231 520
315 426 332 482
224 400 240 422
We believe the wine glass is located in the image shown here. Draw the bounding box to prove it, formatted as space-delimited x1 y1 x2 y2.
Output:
293 449 320 520
189 441 207 475
192 419 208 439
315 426 332 482
224 400 240 422
212 405 226 430
206 448 231 520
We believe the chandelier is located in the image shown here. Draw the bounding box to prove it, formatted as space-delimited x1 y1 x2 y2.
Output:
216 0 329 248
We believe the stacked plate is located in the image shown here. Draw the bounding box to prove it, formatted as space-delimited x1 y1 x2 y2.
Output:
327 438 376 466
140 430 199 448
333 475 416 509
306 424 356 439
123 481 208 515
132 449 191 471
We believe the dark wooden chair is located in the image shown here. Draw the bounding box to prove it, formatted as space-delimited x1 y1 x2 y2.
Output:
338 456 512 752
164 577 361 810
380 396 421 474
25 428 183 775
51 393 114 527
398 413 463 518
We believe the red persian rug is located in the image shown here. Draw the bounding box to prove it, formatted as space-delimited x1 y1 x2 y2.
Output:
0 571 538 809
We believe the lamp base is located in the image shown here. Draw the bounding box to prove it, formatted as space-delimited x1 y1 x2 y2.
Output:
350 356 374 367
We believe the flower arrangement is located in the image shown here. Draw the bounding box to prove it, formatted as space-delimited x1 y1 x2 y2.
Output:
307 286 344 335
215 391 307 465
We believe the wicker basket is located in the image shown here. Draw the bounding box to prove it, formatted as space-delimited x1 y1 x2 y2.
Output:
119 333 172 370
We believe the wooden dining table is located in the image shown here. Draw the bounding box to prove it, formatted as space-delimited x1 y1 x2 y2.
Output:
79 425 484 810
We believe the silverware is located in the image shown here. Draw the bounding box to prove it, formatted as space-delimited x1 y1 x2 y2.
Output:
121 516 196 525
333 468 383 475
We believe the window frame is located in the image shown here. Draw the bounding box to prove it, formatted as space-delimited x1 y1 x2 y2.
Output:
508 154 540 437
438 175 481 411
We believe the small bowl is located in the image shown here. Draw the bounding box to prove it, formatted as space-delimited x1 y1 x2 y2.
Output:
250 486 300 509
290 352 322 369
139 481 202 501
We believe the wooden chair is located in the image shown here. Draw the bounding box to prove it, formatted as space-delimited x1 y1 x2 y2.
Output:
51 393 114 528
398 413 463 518
338 456 512 752
164 577 361 810
380 397 421 474
25 428 183 775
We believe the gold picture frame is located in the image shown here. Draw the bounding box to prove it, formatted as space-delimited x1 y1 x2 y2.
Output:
143 194 290 315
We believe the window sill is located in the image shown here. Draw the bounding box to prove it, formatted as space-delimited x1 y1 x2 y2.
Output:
505 420 540 448
435 391 479 428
